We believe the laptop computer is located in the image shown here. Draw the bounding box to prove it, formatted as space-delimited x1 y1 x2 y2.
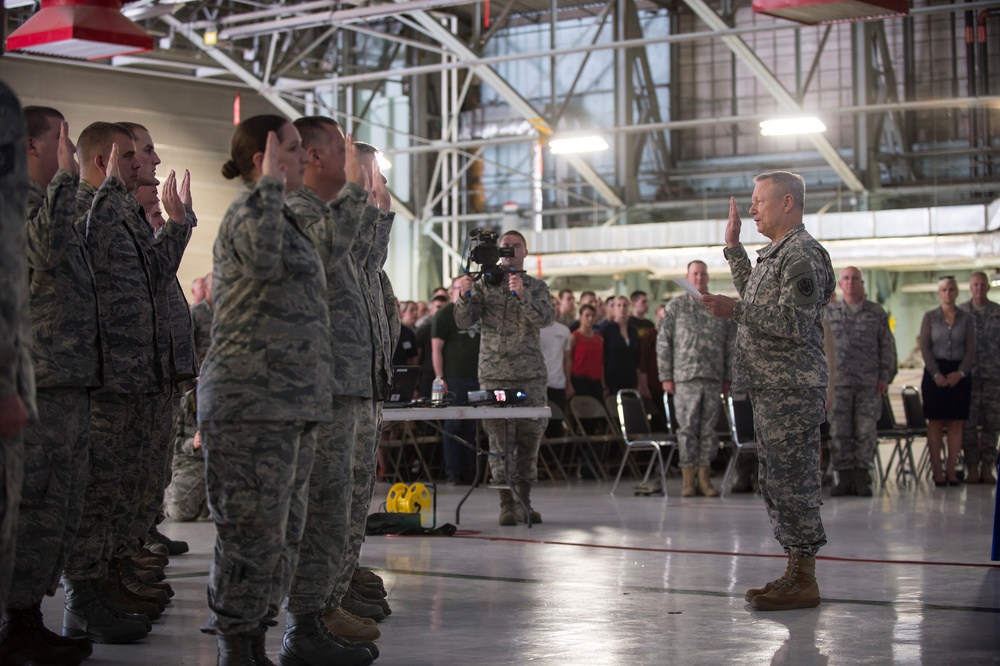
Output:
383 366 421 409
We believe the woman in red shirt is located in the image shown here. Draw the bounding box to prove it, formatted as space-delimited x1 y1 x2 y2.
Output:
569 304 606 403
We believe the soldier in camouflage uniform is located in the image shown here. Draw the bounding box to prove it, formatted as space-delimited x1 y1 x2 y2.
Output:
0 81 34 617
284 118 382 644
703 171 834 611
657 260 735 498
959 272 1000 485
191 273 214 364
326 143 397 630
120 122 197 560
456 230 555 525
824 266 896 497
63 123 191 642
163 388 205 521
2 107 100 665
198 116 371 666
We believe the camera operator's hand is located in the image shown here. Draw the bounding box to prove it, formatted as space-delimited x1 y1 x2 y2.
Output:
457 274 474 299
508 271 524 299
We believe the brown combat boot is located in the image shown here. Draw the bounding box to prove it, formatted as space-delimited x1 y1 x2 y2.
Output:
750 554 821 611
498 490 517 526
697 466 720 497
982 461 997 485
744 553 794 602
513 483 542 523
681 468 697 497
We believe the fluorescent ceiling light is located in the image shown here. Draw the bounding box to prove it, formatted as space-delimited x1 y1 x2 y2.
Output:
548 135 609 155
4 1 38 9
759 117 827 136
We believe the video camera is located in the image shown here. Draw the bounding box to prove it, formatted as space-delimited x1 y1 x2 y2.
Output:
463 228 519 287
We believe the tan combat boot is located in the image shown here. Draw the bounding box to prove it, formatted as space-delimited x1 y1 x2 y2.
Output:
697 466 720 497
982 462 997 485
514 483 542 524
744 553 794 602
750 554 821 611
323 606 381 642
681 468 697 497
498 490 517 526
965 462 981 484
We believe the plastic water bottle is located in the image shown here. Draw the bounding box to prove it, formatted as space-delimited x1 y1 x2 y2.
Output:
431 377 445 405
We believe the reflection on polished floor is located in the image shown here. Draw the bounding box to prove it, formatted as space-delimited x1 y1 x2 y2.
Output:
41 473 999 665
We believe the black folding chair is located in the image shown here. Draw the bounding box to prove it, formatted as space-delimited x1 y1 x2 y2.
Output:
610 390 675 496
721 392 758 498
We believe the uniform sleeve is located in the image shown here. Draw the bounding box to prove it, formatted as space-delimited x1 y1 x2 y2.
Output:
149 204 193 293
454 282 483 329
724 244 752 297
656 304 674 381
520 278 554 328
85 175 128 264
323 183 367 266
919 311 938 376
732 254 826 341
823 317 836 404
381 271 401 354
877 310 897 384
960 312 975 376
724 319 736 382
25 170 80 271
229 176 288 280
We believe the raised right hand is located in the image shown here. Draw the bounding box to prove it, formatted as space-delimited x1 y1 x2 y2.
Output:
106 143 121 181
261 131 284 185
344 135 364 189
57 121 78 175
725 196 742 248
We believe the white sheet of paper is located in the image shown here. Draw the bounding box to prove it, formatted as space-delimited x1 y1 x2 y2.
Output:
672 277 703 299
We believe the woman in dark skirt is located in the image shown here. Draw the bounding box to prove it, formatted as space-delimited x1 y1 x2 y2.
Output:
919 276 975 486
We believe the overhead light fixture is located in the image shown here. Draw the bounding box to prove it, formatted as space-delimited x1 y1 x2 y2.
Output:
376 153 392 171
548 135 610 155
202 26 218 46
6 0 154 61
4 1 39 9
759 116 827 137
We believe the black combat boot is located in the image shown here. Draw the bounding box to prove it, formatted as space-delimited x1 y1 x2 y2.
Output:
1 604 89 665
62 578 149 644
278 612 373 666
852 468 873 497
831 470 854 496
150 525 190 555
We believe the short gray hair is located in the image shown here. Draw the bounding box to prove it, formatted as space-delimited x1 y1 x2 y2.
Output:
754 171 806 211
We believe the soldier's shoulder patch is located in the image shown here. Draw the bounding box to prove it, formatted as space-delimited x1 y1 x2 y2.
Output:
785 258 820 306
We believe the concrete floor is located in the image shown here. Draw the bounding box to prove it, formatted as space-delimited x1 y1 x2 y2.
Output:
38 462 1000 666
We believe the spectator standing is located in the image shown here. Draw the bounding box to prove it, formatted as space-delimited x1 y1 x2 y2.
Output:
919 276 974 486
824 267 896 497
569 304 605 403
958 272 1000 484
597 296 647 398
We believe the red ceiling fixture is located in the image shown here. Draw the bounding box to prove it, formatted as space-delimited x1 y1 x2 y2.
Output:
753 0 909 25
6 0 154 61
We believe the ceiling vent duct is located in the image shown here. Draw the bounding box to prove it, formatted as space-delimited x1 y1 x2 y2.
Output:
6 0 154 61
752 0 908 25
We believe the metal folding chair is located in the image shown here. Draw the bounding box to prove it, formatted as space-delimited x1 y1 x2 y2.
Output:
610 389 675 496
721 392 758 498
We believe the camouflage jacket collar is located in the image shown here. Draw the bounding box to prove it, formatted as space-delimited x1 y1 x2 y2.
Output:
755 223 806 261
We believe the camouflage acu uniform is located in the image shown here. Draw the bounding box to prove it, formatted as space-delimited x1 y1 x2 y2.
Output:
958 299 1000 466
724 224 834 557
455 272 554 485
164 389 204 522
328 212 398 610
825 300 896 471
283 182 369 615
657 293 735 467
190 299 214 364
197 176 333 636
8 171 101 611
132 207 198 546
0 83 33 612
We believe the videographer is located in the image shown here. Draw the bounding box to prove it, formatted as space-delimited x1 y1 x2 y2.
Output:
456 230 554 525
